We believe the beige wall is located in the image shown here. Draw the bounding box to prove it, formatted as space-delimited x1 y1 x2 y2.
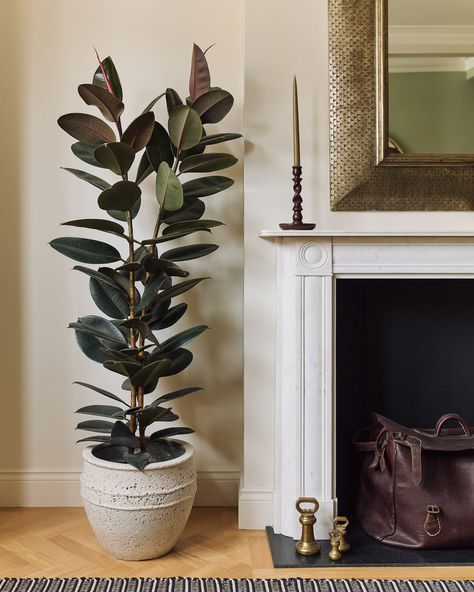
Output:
0 0 243 505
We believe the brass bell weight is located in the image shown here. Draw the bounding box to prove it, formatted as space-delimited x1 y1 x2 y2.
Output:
295 497 320 555
328 529 342 560
333 516 350 552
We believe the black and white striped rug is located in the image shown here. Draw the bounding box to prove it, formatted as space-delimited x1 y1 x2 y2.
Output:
0 580 472 592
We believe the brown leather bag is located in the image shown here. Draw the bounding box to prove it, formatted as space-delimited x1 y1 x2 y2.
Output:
353 413 474 549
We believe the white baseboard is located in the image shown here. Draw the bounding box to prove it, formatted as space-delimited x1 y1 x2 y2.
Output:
0 470 240 507
238 488 273 529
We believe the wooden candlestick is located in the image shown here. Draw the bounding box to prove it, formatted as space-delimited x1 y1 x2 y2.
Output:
279 165 316 230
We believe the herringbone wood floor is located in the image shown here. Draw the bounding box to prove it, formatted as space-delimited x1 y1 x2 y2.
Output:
0 507 472 579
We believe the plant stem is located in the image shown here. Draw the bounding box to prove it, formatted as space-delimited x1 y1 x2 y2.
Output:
126 210 138 435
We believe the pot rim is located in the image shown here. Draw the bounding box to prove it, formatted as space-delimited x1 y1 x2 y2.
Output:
82 439 194 471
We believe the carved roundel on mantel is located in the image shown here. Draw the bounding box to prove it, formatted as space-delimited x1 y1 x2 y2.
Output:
299 242 329 269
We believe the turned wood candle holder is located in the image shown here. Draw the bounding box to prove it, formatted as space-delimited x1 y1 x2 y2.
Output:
279 165 316 230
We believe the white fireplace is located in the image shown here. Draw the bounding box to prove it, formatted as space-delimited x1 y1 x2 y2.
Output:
244 231 474 540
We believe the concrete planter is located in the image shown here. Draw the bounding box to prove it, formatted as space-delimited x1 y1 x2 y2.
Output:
81 441 196 560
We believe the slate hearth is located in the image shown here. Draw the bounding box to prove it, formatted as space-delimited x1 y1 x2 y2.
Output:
266 525 474 568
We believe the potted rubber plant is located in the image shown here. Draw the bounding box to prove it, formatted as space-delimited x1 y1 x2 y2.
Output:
50 44 240 560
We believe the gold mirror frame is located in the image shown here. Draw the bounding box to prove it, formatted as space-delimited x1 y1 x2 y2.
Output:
329 0 474 211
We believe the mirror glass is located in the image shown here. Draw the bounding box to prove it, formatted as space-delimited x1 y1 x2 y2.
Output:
388 0 474 154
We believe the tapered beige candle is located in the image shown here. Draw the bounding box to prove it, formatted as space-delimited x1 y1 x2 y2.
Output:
293 75 301 167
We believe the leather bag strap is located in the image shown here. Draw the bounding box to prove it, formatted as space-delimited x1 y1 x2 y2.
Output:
434 413 471 436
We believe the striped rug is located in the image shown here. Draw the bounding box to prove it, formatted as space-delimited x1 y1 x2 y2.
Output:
0 580 472 592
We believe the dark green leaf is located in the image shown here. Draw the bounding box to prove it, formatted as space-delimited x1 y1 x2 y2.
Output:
58 113 116 145
135 152 154 185
163 220 223 235
139 273 166 312
124 451 152 470
150 303 187 330
189 43 211 101
163 199 205 224
147 348 193 376
103 359 142 377
74 381 127 405
141 229 206 245
73 266 128 293
192 89 234 124
130 360 171 387
147 439 185 461
70 317 127 345
76 435 111 444
161 244 218 262
151 277 208 309
198 132 242 146
137 405 172 428
122 112 155 151
95 142 135 176
152 386 202 406
98 180 141 212
143 258 188 278
77 420 114 433
99 267 133 293
155 162 183 211
160 325 208 353
168 105 202 151
78 83 124 122
150 427 195 440
108 197 141 221
71 142 106 168
146 122 174 171
180 153 237 173
93 56 123 101
50 237 121 264
110 421 141 448
76 405 125 418
116 261 142 273
62 219 125 238
121 318 158 345
182 176 234 198
142 92 165 114
61 168 111 190
90 278 130 319
166 88 183 115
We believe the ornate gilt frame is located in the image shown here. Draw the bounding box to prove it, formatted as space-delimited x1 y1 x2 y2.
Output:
328 0 474 211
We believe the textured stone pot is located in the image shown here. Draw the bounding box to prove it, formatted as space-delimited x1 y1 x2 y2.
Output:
81 441 196 560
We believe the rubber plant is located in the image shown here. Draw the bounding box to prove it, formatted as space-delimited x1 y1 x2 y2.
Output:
50 45 240 470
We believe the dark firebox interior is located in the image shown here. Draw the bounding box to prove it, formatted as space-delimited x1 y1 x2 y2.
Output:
336 279 474 517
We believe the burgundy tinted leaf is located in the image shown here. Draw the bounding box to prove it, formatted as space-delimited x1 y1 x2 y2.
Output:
122 112 155 151
78 84 124 123
189 43 211 101
58 113 116 146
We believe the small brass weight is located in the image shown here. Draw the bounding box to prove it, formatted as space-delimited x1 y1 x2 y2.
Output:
295 497 320 555
333 516 350 552
328 529 342 561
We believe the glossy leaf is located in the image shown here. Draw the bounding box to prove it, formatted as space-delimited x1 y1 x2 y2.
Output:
180 153 237 173
141 229 205 245
76 435 111 444
110 421 141 448
103 359 142 378
189 43 211 101
76 420 114 433
78 83 124 122
160 325 208 353
163 220 223 235
121 319 158 345
142 92 165 114
168 105 202 151
151 277 208 310
98 180 141 212
71 142 106 168
192 89 234 124
74 381 127 405
124 451 152 469
135 152 154 184
147 439 185 462
143 258 188 278
58 113 116 145
95 142 135 175
130 359 172 387
108 197 141 221
73 266 129 293
146 122 174 171
198 132 242 146
76 404 125 418
70 317 127 345
163 199 205 224
90 278 130 319
155 162 183 211
137 405 172 428
122 112 155 151
150 302 187 330
152 386 202 406
138 273 166 312
161 244 218 262
61 168 111 191
150 427 195 440
182 176 234 198
147 347 193 376
166 88 183 115
62 219 125 238
50 237 121 264
93 56 123 100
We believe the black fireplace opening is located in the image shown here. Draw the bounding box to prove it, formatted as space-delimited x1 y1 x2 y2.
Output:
336 278 474 518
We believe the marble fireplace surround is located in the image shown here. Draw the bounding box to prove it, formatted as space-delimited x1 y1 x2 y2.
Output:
255 230 474 541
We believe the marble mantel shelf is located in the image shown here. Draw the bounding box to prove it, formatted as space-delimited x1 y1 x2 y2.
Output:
260 229 474 238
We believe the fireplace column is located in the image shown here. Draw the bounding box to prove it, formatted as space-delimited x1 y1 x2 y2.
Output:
274 237 335 540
